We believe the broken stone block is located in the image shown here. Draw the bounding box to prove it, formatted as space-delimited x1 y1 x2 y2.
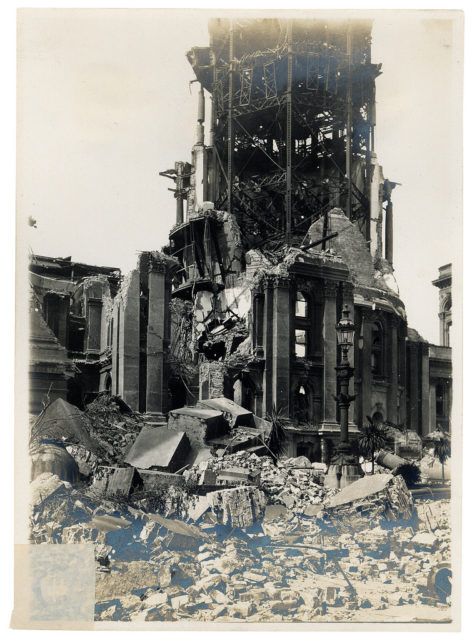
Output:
125 427 191 473
208 589 226 604
147 513 206 551
242 571 266 583
206 486 266 528
197 397 255 428
170 594 189 610
389 592 404 606
144 591 168 607
30 472 71 509
270 599 299 614
228 601 256 618
145 605 176 621
409 531 438 550
95 544 112 566
167 407 228 448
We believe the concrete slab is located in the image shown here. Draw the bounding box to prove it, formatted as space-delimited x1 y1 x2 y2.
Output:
124 426 190 472
326 473 393 508
197 397 255 427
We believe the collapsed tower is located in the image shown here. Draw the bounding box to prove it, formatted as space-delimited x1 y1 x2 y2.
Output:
161 17 407 460
163 18 394 261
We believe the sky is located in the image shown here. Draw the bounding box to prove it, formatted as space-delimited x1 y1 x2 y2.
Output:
16 8 463 345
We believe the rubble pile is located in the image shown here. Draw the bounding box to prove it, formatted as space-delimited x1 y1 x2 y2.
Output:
82 395 145 464
184 451 334 513
30 468 452 622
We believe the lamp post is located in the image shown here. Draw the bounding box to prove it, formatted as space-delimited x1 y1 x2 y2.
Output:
324 304 364 489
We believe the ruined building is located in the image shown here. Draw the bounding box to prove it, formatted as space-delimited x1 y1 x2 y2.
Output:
29 18 453 457
160 17 409 460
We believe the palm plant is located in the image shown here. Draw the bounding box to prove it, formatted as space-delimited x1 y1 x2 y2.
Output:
266 404 290 459
358 415 388 474
433 432 451 482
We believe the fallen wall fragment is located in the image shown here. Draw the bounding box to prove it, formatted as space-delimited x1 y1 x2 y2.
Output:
324 474 414 532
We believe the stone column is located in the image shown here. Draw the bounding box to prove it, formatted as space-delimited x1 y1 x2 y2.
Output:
398 325 407 426
254 390 264 418
385 201 393 265
342 282 355 425
421 342 430 437
262 276 274 414
429 381 437 434
387 318 399 424
253 290 264 357
272 276 291 414
321 281 338 428
320 437 328 464
408 342 419 431
361 313 372 426
145 259 167 416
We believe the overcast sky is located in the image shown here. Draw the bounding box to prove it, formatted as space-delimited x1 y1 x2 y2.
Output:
17 9 462 344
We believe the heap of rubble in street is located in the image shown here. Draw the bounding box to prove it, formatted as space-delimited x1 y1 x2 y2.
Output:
29 395 452 623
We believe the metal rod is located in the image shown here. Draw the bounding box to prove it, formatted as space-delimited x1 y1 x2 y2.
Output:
346 22 353 221
300 231 339 252
227 20 234 215
285 19 293 245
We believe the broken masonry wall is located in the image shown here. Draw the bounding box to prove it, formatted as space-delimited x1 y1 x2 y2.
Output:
81 276 110 355
199 361 226 400
29 296 76 413
111 269 140 411
167 410 228 449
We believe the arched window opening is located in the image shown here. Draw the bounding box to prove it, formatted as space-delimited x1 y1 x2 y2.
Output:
295 329 307 358
294 384 309 423
371 322 384 376
296 291 308 317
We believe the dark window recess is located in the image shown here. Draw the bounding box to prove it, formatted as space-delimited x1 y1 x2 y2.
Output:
436 383 445 417
371 323 384 376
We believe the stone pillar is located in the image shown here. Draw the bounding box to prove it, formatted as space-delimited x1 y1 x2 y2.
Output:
421 342 430 437
361 314 372 426
272 276 291 414
262 277 274 415
120 270 140 411
398 325 407 426
253 291 265 357
146 259 168 416
233 379 243 406
429 382 437 434
254 390 264 419
320 437 328 464
385 201 393 265
387 318 399 424
321 281 338 428
408 342 419 432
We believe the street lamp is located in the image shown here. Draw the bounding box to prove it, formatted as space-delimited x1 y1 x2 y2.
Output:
336 304 355 450
324 304 364 489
